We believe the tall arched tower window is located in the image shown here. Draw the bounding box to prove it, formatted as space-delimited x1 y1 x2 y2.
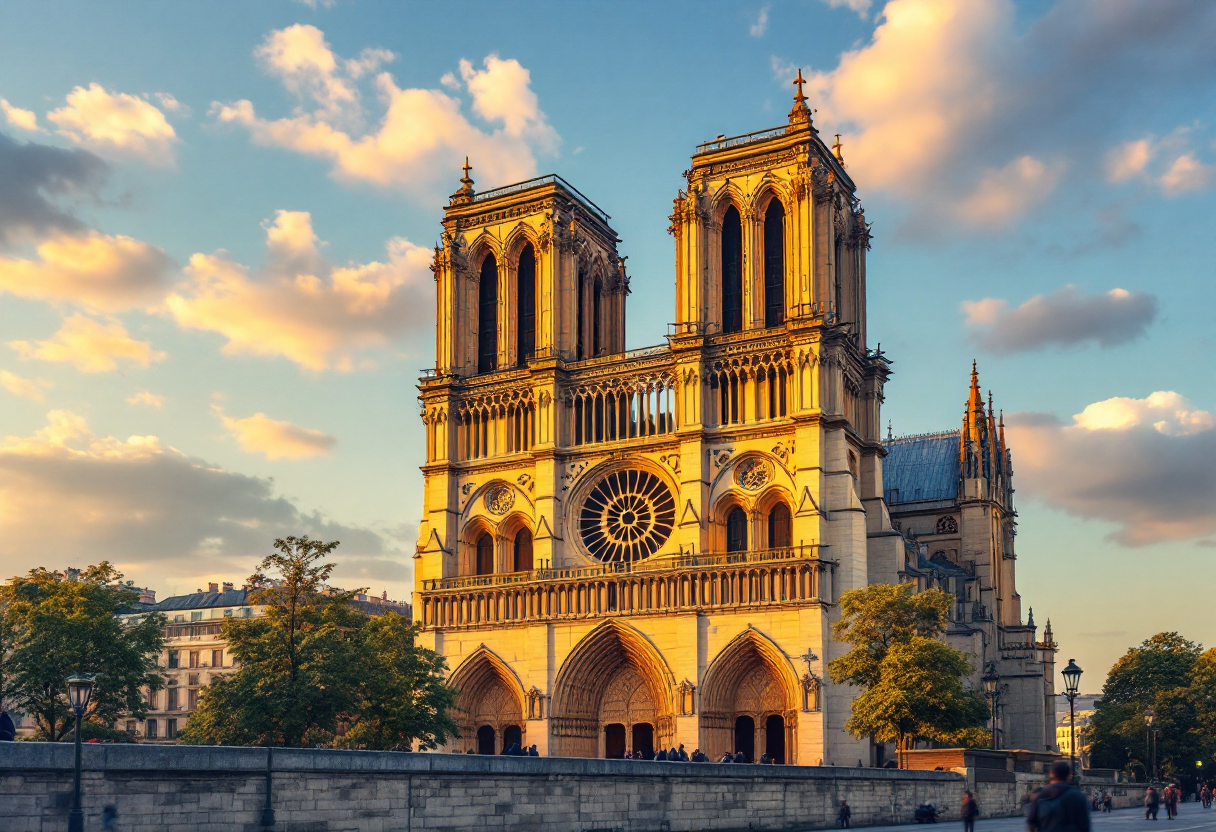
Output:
763 199 785 329
513 528 533 572
593 278 602 357
726 507 748 553
477 254 498 374
721 206 743 334
767 503 791 549
577 266 587 359
476 533 495 575
516 244 536 366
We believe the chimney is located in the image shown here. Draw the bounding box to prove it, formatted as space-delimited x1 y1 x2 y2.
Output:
208 582 219 593
222 582 234 593
139 588 157 604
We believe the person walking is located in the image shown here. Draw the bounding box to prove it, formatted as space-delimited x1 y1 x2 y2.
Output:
961 791 979 832
838 800 852 829
1146 786 1160 821
1165 784 1180 820
1102 794 1112 813
1027 760 1091 832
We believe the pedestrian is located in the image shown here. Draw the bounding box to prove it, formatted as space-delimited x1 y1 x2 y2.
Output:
528 744 539 757
668 746 679 761
1026 760 1091 832
691 748 707 762
734 750 746 763
719 751 733 763
677 744 689 762
102 806 118 831
1102 794 1112 813
838 800 852 828
654 747 668 761
961 790 979 832
1165 784 1180 820
1146 785 1160 820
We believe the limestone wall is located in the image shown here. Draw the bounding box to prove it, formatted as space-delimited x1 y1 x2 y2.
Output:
2 743 1035 832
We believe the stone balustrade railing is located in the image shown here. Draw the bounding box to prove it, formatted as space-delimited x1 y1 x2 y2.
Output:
418 547 835 630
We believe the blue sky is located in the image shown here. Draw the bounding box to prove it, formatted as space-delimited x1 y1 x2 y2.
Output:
1 0 1213 690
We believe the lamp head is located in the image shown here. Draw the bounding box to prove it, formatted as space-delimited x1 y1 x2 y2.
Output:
1061 658 1083 696
981 664 999 695
1144 707 1154 727
65 674 95 715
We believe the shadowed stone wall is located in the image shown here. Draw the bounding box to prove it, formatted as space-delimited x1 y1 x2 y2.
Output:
0 743 1115 832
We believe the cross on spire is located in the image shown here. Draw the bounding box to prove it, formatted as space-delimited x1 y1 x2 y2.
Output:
792 69 807 105
451 156 476 202
788 69 812 127
832 133 845 165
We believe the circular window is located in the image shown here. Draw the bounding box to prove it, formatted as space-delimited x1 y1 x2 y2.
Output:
578 469 676 563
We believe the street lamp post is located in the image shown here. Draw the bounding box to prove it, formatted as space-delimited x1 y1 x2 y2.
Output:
1144 708 1156 784
66 674 96 832
1061 659 1083 783
981 664 1001 750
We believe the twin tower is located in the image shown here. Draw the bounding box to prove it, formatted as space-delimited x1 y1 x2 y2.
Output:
414 79 901 766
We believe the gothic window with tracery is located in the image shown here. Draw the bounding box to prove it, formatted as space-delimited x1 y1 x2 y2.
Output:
513 528 533 572
516 244 536 365
763 199 785 328
475 533 494 575
935 516 958 535
578 469 676 563
721 205 743 334
767 503 791 549
477 254 498 374
726 506 748 553
593 278 602 357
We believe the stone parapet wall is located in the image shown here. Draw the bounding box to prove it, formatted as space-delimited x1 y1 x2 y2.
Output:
0 742 1058 832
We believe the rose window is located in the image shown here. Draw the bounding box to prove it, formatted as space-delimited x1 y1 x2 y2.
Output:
578 469 676 563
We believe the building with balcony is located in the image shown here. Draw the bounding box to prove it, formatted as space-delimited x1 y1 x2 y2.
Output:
414 79 909 766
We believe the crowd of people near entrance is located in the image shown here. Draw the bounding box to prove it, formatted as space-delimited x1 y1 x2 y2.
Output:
1142 782 1212 819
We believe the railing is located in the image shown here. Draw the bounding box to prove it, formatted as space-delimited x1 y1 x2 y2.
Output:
695 126 788 155
471 174 612 225
418 546 834 629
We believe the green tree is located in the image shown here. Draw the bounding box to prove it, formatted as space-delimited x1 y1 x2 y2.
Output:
0 563 165 741
1089 632 1213 786
178 536 456 750
828 583 989 766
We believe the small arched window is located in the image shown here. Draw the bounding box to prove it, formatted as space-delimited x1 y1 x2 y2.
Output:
763 199 785 328
721 206 743 334
726 507 748 553
513 528 533 572
475 533 494 575
516 244 536 366
477 254 498 374
767 503 791 549
935 516 958 535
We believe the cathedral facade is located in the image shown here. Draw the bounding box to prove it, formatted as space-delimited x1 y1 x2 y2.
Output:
413 79 1054 765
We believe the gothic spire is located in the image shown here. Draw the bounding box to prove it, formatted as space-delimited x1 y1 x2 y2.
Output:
788 69 812 127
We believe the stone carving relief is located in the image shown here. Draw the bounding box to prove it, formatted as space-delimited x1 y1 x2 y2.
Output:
526 686 546 720
484 484 515 516
800 673 822 712
771 442 793 465
560 461 589 492
677 679 696 716
659 453 681 474
712 448 734 469
517 473 534 492
735 457 774 491
599 667 656 727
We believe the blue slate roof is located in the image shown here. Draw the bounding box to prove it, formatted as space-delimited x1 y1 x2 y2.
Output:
152 589 249 612
883 432 960 505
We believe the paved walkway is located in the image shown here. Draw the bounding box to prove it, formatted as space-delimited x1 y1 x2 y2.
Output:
856 806 1216 832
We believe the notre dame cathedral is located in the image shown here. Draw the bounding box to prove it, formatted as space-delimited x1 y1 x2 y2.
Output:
413 76 1057 765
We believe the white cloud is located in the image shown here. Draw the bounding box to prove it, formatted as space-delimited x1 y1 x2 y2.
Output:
961 286 1157 352
1158 153 1214 197
0 410 403 588
751 6 771 37
9 314 166 373
216 407 336 460
0 369 51 402
0 230 174 312
821 0 872 17
48 83 178 165
164 210 432 371
1006 392 1216 546
798 0 1216 230
1 99 40 132
127 390 164 408
1105 139 1152 183
214 25 558 194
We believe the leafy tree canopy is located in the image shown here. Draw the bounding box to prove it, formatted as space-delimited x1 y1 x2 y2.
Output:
828 583 988 763
178 536 456 750
0 563 165 741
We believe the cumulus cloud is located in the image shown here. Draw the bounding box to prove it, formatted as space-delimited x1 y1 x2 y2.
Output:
0 132 109 245
0 230 174 311
1006 392 1216 546
821 0 872 17
47 84 178 165
750 6 770 37
216 407 336 460
0 410 404 588
1 99 40 132
9 314 165 373
795 0 1216 230
1105 130 1215 196
0 369 51 402
127 390 164 408
962 286 1157 352
164 210 432 371
213 25 558 194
